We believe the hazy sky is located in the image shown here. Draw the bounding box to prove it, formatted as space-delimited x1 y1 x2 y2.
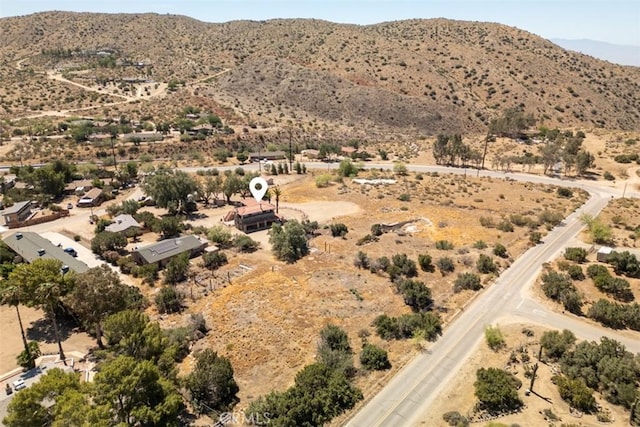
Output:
1 0 639 46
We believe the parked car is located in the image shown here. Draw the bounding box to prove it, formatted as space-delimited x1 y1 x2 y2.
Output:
67 203 73 209
12 378 25 391
63 247 77 257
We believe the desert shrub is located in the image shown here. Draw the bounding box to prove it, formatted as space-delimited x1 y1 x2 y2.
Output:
474 368 523 412
606 251 640 277
541 270 582 314
203 251 228 270
477 254 497 274
398 193 411 202
454 272 482 293
540 329 576 361
353 251 370 269
479 216 495 228
565 265 585 281
330 223 349 237
564 247 588 263
435 240 454 250
557 187 573 198
529 231 542 244
484 325 506 351
442 411 469 427
155 286 183 314
315 173 332 188
496 220 514 232
396 279 433 311
553 375 596 413
359 343 391 371
233 235 260 252
373 312 442 341
437 257 455 275
418 254 434 272
538 210 564 228
356 234 378 246
603 171 615 181
370 223 383 236
207 225 233 248
473 240 488 249
493 243 508 258
391 253 417 278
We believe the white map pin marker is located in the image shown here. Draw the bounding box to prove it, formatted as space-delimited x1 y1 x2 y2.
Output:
249 177 268 203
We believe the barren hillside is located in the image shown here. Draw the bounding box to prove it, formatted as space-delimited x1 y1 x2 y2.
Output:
1 12 639 135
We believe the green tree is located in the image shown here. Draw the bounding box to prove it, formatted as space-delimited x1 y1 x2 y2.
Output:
540 329 576 361
142 170 199 214
102 310 168 363
418 254 434 272
16 341 41 370
68 265 143 348
397 279 433 311
236 152 248 163
245 363 362 426
269 220 309 263
3 368 92 427
185 349 239 414
330 223 349 237
554 375 596 412
564 247 588 263
164 252 190 284
158 215 184 239
488 107 535 139
338 158 358 177
8 259 72 364
317 324 354 376
93 355 182 426
474 368 523 412
360 343 391 370
91 231 127 256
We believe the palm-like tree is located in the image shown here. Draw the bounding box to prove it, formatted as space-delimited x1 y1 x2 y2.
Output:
37 281 67 364
273 186 282 214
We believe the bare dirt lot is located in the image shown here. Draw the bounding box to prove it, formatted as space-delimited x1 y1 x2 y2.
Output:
166 170 589 410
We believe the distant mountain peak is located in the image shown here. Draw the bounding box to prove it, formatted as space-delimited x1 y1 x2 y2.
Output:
551 38 640 67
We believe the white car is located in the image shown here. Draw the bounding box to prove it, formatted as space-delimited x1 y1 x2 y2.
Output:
13 378 25 391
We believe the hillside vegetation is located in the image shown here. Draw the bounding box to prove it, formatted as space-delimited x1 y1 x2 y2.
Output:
1 12 639 136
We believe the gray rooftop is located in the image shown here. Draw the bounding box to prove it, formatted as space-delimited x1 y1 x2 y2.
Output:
134 235 207 264
2 200 32 216
105 214 141 233
2 232 90 273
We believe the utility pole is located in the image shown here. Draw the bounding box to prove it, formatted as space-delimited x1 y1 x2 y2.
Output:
289 128 293 172
478 133 490 177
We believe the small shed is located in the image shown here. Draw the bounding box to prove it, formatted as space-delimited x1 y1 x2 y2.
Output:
597 246 613 262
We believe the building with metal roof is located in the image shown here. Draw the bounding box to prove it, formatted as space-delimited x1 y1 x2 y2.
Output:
131 235 208 267
2 232 90 273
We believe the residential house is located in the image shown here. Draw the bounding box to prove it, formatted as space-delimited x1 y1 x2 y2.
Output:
189 124 214 136
234 202 280 233
248 151 286 162
105 214 142 234
340 146 358 157
64 180 94 196
123 133 164 143
2 201 33 225
301 149 320 160
77 188 104 207
2 232 89 273
132 235 208 267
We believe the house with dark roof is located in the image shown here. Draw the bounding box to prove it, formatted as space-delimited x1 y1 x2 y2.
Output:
233 201 280 233
2 201 33 225
2 232 89 273
131 235 208 267
105 214 142 234
248 151 286 162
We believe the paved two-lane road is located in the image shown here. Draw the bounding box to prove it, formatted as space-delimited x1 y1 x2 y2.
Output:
345 167 640 427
